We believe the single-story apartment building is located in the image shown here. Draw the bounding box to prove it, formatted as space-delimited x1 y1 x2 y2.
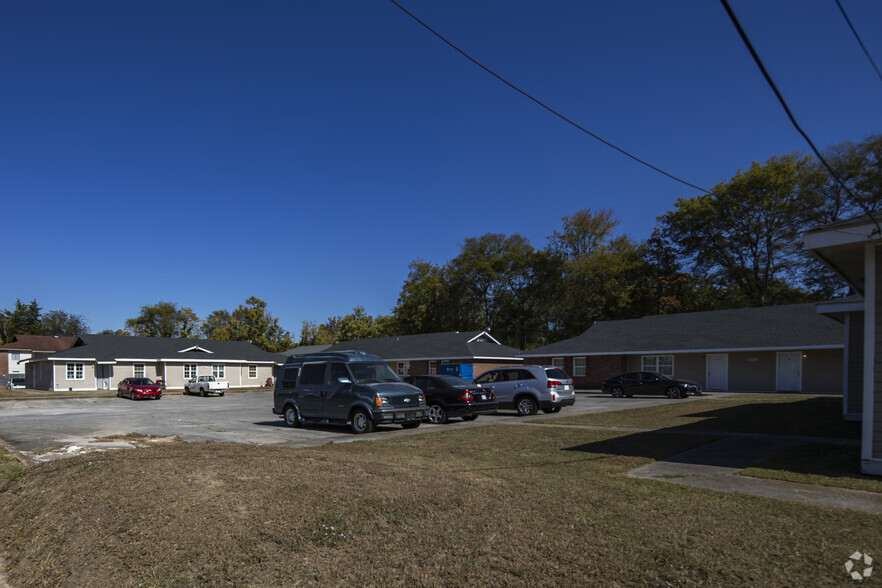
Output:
305 331 523 380
24 334 283 391
521 303 844 393
804 213 881 476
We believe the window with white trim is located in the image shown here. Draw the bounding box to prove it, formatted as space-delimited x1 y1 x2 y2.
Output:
212 364 225 378
552 357 564 369
642 355 674 377
573 357 586 377
184 364 197 379
428 361 437 375
248 365 257 379
396 361 410 376
134 364 145 378
66 363 84 380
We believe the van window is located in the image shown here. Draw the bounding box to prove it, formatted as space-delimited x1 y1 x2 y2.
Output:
327 363 350 384
300 363 326 386
281 367 299 389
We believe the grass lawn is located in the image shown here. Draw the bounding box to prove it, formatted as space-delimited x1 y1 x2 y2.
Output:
0 420 879 586
545 393 860 439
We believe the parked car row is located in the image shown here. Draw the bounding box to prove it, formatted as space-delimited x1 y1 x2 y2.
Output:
271 351 578 434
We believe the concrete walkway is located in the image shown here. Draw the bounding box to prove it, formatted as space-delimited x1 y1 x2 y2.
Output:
518 422 882 514
629 435 882 515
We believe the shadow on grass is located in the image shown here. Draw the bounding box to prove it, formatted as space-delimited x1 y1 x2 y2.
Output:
563 397 868 483
669 396 859 439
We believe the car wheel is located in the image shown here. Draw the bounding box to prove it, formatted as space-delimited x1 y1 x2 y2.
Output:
666 386 682 399
461 415 479 421
283 406 301 428
427 404 447 425
117 389 121 398
200 388 206 397
131 390 136 400
401 421 421 429
611 387 624 398
516 396 538 417
218 392 225 397
350 408 375 434
543 406 562 414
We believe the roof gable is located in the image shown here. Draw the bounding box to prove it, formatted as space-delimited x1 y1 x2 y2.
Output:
321 331 523 360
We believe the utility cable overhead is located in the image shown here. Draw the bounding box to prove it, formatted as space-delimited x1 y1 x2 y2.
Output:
387 0 711 194
835 0 882 84
718 0 881 235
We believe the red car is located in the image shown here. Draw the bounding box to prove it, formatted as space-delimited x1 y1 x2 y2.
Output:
117 377 162 400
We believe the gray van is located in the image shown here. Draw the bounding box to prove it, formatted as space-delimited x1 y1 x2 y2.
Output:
273 350 428 434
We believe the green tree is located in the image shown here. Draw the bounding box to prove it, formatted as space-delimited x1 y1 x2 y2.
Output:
40 310 88 337
658 154 830 306
393 260 459 335
125 301 200 338
203 297 293 353
0 299 43 343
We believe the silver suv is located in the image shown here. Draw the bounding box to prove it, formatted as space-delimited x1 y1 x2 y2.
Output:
473 365 575 416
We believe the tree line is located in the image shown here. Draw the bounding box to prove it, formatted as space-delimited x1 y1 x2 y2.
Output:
3 136 878 352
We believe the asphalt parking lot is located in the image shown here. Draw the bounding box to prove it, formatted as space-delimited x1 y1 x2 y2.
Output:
0 390 695 460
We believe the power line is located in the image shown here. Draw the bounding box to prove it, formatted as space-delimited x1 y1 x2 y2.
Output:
387 0 711 194
718 0 880 236
835 0 882 84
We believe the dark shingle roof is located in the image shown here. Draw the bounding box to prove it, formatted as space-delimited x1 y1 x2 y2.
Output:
319 331 523 361
522 304 843 356
38 334 283 363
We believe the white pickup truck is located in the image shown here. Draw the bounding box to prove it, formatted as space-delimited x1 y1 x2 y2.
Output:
184 375 229 396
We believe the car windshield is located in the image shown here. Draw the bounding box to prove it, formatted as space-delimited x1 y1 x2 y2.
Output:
131 378 154 385
348 362 401 384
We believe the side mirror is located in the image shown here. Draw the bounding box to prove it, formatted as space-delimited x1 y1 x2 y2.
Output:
337 377 352 385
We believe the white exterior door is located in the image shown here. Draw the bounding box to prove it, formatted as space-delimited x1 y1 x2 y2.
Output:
706 354 728 391
777 352 802 392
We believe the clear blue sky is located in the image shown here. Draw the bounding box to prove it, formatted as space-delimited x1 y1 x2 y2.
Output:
2 0 880 336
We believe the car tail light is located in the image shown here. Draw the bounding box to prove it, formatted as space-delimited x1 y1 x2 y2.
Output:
547 379 562 388
457 391 474 402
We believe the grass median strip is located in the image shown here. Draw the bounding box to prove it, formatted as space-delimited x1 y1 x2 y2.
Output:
0 423 879 586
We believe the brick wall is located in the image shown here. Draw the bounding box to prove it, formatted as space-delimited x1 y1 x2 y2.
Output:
526 355 627 389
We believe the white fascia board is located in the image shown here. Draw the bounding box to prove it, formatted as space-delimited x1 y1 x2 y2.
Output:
96 361 117 365
816 299 864 314
48 357 97 362
467 331 502 345
177 346 215 354
160 358 273 364
804 221 880 249
520 345 843 357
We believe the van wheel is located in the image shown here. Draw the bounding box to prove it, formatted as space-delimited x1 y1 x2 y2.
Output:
283 406 301 428
350 408 375 434
516 396 538 416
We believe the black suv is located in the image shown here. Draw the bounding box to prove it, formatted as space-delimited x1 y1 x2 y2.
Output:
273 350 428 434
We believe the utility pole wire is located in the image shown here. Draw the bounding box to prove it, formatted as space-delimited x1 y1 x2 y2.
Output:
718 0 880 235
835 0 882 84
388 0 711 194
